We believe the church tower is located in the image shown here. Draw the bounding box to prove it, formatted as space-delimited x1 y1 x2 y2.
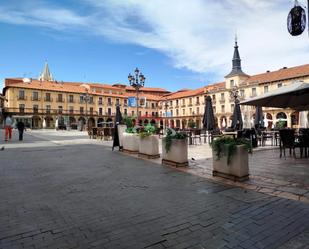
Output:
38 62 54 81
225 37 249 89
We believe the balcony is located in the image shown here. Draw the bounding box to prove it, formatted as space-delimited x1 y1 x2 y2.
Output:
98 101 103 105
188 103 193 107
219 99 225 104
56 98 65 103
44 97 53 102
17 96 27 100
181 104 186 107
31 97 41 101
68 99 75 103
195 102 200 105
107 102 113 106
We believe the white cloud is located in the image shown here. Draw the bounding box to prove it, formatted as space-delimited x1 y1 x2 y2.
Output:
0 0 308 80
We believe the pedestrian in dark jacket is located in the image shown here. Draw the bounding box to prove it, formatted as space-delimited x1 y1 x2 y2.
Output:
16 120 25 141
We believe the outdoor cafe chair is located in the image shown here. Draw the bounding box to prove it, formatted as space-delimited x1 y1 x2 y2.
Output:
279 129 302 158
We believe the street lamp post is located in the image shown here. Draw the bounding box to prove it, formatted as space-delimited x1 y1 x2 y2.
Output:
82 89 90 130
164 101 169 130
128 68 145 123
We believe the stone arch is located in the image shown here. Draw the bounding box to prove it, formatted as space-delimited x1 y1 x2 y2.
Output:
106 117 113 127
88 117 95 128
220 116 227 129
144 119 149 126
176 119 181 128
69 116 77 129
159 120 163 129
32 115 41 129
45 116 53 128
182 119 187 129
265 113 273 129
97 117 104 127
150 119 156 125
291 111 299 127
170 119 175 128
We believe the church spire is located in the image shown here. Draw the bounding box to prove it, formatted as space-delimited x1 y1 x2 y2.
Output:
225 37 248 78
38 61 54 81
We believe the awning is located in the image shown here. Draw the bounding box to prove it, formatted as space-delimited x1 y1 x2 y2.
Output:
240 81 309 111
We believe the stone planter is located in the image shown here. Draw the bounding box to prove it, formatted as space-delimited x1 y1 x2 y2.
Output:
162 138 188 167
212 145 249 181
138 135 160 159
122 133 139 154
117 125 127 148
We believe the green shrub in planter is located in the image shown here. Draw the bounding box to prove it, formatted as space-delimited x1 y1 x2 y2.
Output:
211 136 252 165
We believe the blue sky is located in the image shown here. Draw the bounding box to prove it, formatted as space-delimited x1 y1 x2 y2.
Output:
0 0 309 91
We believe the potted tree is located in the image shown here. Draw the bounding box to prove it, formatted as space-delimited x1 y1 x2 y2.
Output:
122 127 139 154
138 124 160 159
211 136 252 181
162 128 188 167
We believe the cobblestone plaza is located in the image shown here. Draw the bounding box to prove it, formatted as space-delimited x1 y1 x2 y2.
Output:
0 130 309 249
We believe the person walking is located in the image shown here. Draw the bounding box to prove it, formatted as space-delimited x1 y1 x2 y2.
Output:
16 120 25 141
4 115 13 142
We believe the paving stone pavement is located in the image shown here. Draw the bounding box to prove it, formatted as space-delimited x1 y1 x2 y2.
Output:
1 130 309 249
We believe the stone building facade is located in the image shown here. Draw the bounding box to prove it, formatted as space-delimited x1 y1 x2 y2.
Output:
2 42 309 130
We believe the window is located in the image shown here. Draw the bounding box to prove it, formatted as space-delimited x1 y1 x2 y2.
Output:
196 107 199 114
151 103 155 108
170 101 173 107
264 86 269 93
69 106 74 114
176 100 179 106
183 109 185 115
159 111 162 117
89 96 93 103
69 95 74 103
32 91 39 101
132 111 135 116
240 90 245 97
108 98 112 105
221 105 225 113
124 109 127 115
220 93 224 100
116 98 120 106
108 108 111 115
176 109 179 116
58 106 63 114
98 97 103 105
278 83 283 88
252 88 257 97
231 104 235 111
80 95 84 103
57 94 63 102
124 99 127 106
18 90 25 100
182 99 185 105
196 97 200 104
33 105 38 113
90 107 94 114
46 105 51 114
189 98 192 105
145 111 148 116
80 107 84 114
213 106 216 113
189 108 192 114
170 110 173 117
19 104 25 113
152 112 155 116
230 79 235 88
212 94 216 101
45 93 51 101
